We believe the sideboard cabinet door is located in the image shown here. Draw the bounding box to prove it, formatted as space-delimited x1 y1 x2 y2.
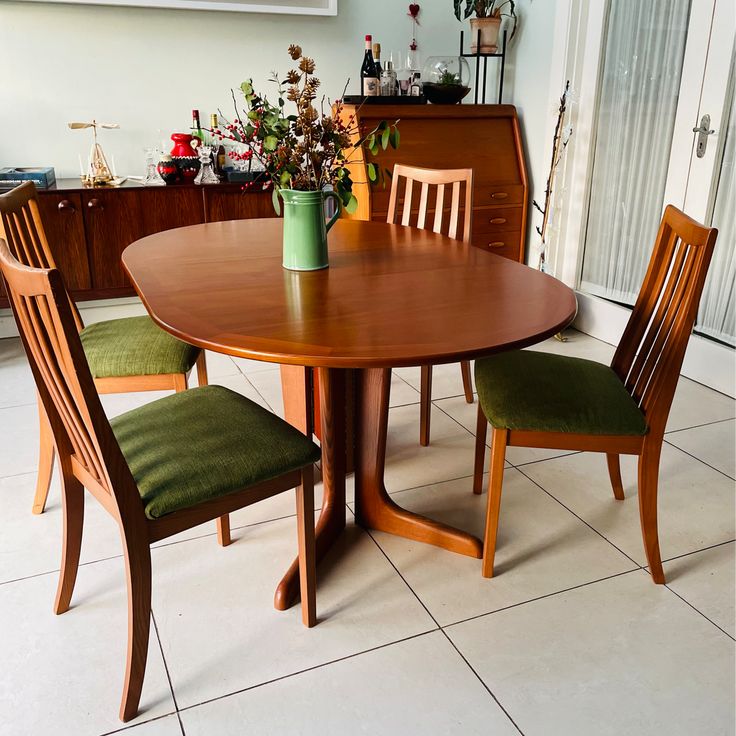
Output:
204 190 277 222
82 188 204 291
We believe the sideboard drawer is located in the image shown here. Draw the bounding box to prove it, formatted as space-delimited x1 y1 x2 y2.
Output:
472 232 522 262
474 184 525 207
472 205 523 234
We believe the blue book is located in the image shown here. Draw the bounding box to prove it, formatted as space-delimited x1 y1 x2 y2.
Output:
0 167 56 189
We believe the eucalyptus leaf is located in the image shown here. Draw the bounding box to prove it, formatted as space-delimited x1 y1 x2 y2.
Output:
345 194 358 214
367 162 377 182
263 135 278 151
272 187 281 215
381 127 390 150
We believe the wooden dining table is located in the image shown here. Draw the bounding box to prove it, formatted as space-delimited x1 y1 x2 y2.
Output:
122 218 576 611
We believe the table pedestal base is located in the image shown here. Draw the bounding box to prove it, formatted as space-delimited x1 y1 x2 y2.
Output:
275 365 482 611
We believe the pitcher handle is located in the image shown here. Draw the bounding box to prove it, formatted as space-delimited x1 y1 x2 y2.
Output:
323 190 342 232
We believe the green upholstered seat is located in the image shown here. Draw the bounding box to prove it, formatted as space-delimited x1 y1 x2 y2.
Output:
474 350 648 437
80 316 200 379
110 385 320 520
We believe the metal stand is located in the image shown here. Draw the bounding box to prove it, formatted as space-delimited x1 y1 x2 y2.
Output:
460 29 507 104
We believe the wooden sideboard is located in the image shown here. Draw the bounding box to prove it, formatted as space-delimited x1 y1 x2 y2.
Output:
0 180 277 309
339 104 528 263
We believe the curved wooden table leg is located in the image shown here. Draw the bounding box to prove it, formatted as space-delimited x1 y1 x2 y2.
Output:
274 367 347 611
354 367 483 558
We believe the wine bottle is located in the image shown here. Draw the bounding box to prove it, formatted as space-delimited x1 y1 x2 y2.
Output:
191 109 204 145
373 42 383 82
361 35 379 96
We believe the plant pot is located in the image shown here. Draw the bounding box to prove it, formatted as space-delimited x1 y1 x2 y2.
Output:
280 189 342 271
470 16 501 53
423 84 471 104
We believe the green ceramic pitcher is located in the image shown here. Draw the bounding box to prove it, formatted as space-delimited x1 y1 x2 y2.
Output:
280 189 342 271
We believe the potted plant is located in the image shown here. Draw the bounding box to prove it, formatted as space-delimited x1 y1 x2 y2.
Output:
211 44 398 271
454 0 517 54
422 57 471 104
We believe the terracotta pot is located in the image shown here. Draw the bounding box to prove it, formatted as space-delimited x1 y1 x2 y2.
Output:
469 16 501 53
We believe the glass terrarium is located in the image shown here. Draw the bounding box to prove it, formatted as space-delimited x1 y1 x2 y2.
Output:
421 56 471 104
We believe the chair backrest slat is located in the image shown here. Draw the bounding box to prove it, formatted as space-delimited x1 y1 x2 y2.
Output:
611 205 718 433
387 164 474 244
0 182 83 332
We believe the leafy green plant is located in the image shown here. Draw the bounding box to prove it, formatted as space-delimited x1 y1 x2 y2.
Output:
438 69 461 86
453 0 517 41
212 44 399 214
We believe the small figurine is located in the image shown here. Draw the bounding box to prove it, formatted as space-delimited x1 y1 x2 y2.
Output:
68 120 121 186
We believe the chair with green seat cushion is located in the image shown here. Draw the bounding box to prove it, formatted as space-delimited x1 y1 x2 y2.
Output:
0 237 320 723
0 182 211 522
472 205 718 587
82 316 201 379
111 385 321 520
474 350 648 437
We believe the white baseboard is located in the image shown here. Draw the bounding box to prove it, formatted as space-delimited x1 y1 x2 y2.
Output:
574 291 735 397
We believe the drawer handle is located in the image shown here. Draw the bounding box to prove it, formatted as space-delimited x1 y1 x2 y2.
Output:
87 198 103 210
489 217 507 224
490 192 509 199
58 199 76 213
488 241 505 249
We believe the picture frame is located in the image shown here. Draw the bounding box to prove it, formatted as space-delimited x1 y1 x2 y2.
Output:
21 0 338 16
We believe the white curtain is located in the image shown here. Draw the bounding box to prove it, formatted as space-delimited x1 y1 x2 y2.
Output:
580 0 691 304
696 53 735 347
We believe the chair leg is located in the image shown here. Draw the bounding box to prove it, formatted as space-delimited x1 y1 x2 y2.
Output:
33 399 55 514
195 350 208 387
119 532 153 723
53 461 84 615
216 515 232 547
606 453 625 500
420 365 432 447
460 360 474 403
482 427 508 578
637 439 666 585
296 466 317 627
473 404 487 495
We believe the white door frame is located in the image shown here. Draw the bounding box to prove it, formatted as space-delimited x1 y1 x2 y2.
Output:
544 0 735 397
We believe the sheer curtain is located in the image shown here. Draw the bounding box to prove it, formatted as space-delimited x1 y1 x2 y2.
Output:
696 53 735 346
580 0 691 304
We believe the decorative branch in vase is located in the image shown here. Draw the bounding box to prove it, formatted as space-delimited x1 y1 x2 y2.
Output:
208 44 399 271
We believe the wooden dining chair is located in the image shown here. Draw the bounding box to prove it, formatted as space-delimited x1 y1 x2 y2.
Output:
387 164 475 446
0 238 320 722
472 205 718 584
0 183 228 546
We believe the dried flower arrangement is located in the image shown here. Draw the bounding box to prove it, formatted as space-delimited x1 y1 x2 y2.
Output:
209 44 399 214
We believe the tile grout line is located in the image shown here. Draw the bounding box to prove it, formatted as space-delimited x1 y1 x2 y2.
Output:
659 538 736 564
360 523 525 736
151 610 187 735
664 415 736 435
98 712 181 736
662 438 736 482
663 582 736 642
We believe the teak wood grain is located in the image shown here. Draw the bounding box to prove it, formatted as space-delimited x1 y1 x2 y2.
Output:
0 240 318 722
122 218 576 610
473 205 718 585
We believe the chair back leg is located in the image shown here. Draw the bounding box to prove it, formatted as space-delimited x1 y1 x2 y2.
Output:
606 453 626 500
461 360 473 403
53 458 85 614
195 351 208 387
296 466 317 627
482 427 508 578
33 397 55 514
420 365 432 446
637 437 666 584
473 404 487 495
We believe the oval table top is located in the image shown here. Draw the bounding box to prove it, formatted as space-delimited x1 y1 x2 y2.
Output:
122 218 577 368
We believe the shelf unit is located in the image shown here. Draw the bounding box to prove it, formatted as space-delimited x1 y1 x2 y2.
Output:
460 29 508 104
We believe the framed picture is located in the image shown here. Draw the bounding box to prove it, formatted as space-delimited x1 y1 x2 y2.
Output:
22 0 337 15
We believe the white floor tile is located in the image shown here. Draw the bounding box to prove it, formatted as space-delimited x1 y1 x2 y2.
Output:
447 571 736 736
520 444 736 565
666 419 736 480
151 518 435 709
103 715 183 736
664 542 736 638
364 470 635 626
394 361 473 401
0 402 40 478
667 377 735 432
0 337 36 409
201 350 239 379
246 368 284 417
0 560 175 735
208 372 270 409
527 329 617 363
180 631 518 735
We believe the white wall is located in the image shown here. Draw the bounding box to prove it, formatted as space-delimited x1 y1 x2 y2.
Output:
0 0 555 258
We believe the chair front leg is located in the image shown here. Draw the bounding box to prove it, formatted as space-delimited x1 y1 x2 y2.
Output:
195 350 208 387
296 466 317 627
460 360 473 403
473 404 487 495
637 437 665 584
119 531 153 722
482 427 508 578
53 459 84 615
420 365 432 447
33 397 55 514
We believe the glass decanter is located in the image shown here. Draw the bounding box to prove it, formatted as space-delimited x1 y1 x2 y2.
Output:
194 145 219 185
143 147 165 186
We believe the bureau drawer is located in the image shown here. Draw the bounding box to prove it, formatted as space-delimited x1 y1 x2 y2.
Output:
472 205 523 234
474 184 525 207
472 233 523 262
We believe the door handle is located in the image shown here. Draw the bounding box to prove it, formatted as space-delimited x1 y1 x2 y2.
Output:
692 114 715 158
